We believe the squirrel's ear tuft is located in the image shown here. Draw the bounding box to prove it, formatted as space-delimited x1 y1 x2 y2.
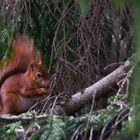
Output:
28 60 36 72
37 51 43 65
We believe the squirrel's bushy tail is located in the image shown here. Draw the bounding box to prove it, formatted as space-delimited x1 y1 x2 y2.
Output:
0 35 35 87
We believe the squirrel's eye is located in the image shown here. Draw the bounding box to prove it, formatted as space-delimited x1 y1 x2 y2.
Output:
36 72 42 78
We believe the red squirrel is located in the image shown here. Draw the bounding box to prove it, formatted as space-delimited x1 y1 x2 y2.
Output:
0 35 50 115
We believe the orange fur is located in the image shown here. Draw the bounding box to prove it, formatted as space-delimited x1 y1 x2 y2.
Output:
0 35 50 115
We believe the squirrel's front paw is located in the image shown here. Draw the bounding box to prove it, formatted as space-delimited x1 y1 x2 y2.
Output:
41 80 50 89
37 88 47 94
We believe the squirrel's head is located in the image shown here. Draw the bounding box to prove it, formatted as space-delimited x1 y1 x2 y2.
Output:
26 60 50 89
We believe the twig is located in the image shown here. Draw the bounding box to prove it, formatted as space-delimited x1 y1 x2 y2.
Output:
0 114 49 123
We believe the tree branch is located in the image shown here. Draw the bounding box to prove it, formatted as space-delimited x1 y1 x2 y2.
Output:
64 60 132 114
0 114 49 123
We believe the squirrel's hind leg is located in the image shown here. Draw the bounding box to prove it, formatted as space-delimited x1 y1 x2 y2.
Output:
0 92 19 115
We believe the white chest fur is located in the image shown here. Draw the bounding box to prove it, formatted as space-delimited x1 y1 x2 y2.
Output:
18 96 36 112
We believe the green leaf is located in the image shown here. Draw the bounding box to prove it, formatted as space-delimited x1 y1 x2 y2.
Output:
78 0 90 16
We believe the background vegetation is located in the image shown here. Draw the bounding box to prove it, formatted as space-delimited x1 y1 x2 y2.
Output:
0 0 139 139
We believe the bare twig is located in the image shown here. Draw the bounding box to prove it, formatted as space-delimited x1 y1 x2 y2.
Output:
0 114 49 123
